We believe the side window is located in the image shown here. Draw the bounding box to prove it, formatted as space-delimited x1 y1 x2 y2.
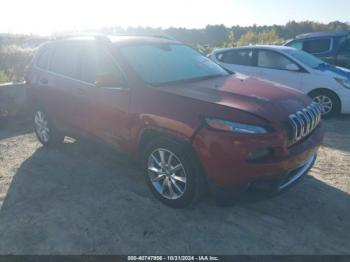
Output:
287 40 303 50
217 49 253 66
338 37 350 54
303 38 331 54
80 46 123 84
36 48 51 69
337 37 350 68
50 45 79 78
257 50 294 70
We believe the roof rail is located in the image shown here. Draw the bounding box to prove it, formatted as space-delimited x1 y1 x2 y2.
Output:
50 34 111 43
150 35 175 40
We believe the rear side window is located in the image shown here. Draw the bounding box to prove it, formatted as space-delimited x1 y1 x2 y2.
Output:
36 48 51 69
80 45 123 84
257 50 294 70
217 49 253 66
303 38 331 54
50 45 79 78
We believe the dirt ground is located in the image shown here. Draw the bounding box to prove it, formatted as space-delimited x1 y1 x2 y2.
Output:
0 116 349 255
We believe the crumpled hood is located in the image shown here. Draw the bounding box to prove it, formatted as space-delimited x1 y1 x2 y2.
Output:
161 74 312 122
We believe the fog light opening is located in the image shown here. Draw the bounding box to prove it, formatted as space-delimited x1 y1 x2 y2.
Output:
247 148 273 161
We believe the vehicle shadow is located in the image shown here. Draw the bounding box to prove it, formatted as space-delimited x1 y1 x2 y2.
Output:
0 138 349 254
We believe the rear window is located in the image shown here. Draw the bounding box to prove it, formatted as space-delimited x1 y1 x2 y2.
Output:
50 45 79 78
303 38 331 54
216 49 253 66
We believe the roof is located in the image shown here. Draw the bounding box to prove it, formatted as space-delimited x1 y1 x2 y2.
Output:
212 45 296 54
296 30 349 39
49 35 179 45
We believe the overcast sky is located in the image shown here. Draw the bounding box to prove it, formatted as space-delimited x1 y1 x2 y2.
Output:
1 0 349 35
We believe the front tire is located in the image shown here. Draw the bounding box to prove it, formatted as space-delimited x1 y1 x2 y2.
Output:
141 137 205 208
309 90 340 118
33 109 64 147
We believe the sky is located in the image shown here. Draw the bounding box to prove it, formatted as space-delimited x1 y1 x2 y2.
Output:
1 0 349 35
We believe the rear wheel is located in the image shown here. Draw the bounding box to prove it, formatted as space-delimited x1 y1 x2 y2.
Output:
33 109 64 147
141 137 205 208
309 90 340 118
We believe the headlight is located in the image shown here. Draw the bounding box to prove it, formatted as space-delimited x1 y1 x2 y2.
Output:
204 117 268 134
335 77 350 89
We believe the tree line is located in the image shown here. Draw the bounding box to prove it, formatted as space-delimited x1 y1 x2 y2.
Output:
0 20 349 83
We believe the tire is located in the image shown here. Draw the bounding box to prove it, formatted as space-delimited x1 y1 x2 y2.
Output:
141 137 205 208
309 90 340 118
33 109 64 147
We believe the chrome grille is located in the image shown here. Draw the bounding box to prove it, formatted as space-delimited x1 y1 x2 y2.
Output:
288 102 322 145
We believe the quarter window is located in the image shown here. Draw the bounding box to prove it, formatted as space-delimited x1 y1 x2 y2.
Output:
303 38 331 54
50 45 79 78
257 50 294 70
217 49 253 66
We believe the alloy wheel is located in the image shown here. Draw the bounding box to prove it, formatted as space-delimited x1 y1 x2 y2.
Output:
313 95 333 115
147 148 187 200
34 111 50 143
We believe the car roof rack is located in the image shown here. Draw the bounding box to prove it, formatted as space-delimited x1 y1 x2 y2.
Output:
150 35 175 40
50 34 112 43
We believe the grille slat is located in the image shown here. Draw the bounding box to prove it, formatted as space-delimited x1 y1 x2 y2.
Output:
288 102 321 146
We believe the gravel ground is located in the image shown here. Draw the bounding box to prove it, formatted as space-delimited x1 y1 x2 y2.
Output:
0 116 349 254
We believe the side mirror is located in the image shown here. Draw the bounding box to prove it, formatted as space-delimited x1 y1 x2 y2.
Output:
95 72 125 88
285 63 300 71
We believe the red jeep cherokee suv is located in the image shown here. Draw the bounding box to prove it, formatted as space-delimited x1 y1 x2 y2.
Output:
26 36 324 208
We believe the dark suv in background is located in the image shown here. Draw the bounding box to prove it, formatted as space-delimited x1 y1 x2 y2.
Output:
26 35 323 208
285 31 350 69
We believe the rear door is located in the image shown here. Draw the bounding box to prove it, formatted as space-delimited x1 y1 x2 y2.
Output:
46 43 82 129
254 49 303 90
77 44 131 150
215 49 255 75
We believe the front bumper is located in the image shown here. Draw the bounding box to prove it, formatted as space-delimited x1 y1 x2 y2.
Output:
249 154 316 192
192 124 323 188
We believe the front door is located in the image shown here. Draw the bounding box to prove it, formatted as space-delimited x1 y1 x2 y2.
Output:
77 44 131 150
253 49 303 90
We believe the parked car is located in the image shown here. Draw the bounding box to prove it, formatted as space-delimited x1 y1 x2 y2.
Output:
210 45 350 117
284 31 350 69
26 36 323 208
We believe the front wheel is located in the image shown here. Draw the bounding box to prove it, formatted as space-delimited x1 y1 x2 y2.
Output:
141 137 205 208
33 109 64 147
309 90 340 118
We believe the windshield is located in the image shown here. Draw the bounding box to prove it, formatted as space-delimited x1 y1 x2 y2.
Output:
284 48 325 69
119 44 229 85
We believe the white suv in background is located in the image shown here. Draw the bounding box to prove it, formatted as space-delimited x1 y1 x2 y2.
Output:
210 45 350 117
